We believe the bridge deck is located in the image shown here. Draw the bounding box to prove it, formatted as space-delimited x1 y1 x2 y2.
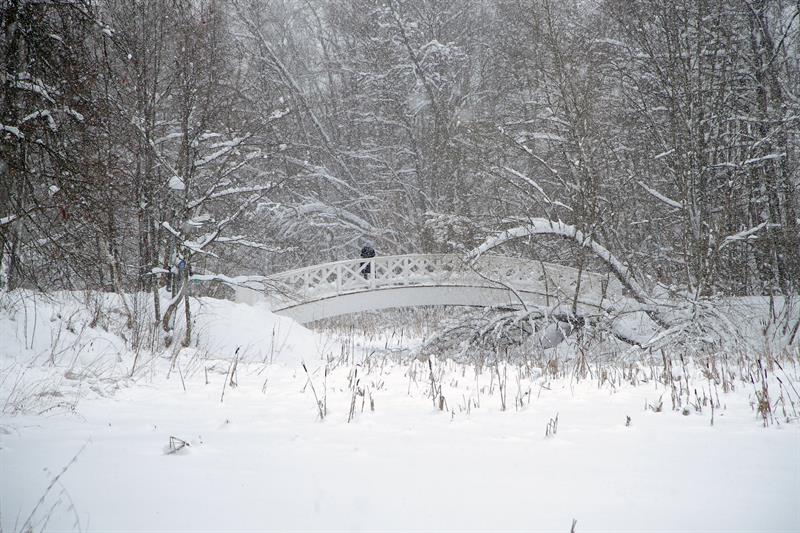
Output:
263 254 624 323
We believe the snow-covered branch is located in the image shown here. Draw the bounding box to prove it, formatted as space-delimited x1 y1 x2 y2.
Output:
744 153 786 165
498 127 560 176
214 236 284 253
187 184 275 210
720 222 781 249
501 166 572 211
160 221 182 239
467 218 650 305
21 110 57 131
0 214 19 227
636 181 683 210
288 201 377 236
194 136 248 167
284 157 359 195
8 73 57 103
190 273 267 287
182 193 263 256
1 124 24 139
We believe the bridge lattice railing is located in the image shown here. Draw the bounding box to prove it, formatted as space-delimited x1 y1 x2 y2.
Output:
265 254 623 309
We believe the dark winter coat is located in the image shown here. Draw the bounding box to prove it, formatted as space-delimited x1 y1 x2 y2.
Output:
360 244 376 278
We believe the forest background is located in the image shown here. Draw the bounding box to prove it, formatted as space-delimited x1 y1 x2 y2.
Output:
2 0 798 346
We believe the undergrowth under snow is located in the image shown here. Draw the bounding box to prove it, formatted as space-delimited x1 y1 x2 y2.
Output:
1 291 798 532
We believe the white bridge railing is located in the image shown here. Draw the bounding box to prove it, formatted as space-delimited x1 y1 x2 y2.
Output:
264 254 622 312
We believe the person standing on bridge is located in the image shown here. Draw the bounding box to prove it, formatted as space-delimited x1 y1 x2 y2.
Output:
360 241 376 279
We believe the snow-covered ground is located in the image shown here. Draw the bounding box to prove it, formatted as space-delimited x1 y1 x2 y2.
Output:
1 292 799 532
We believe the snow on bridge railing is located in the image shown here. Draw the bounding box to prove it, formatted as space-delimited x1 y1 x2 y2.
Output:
264 253 622 310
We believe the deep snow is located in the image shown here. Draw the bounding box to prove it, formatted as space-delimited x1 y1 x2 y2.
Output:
1 291 798 532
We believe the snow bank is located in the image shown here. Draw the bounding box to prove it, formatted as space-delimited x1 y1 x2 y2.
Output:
0 291 129 369
0 290 328 415
0 291 135 415
0 291 324 369
189 297 327 365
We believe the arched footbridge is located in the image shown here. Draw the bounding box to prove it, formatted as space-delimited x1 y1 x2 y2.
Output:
259 254 625 324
